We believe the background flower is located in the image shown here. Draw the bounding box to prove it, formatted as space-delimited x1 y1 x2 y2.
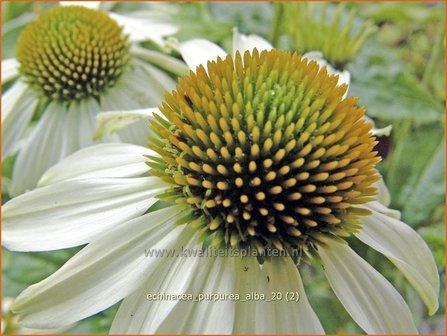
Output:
1 2 187 197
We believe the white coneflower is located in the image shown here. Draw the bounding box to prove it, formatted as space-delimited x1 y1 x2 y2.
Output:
2 4 187 196
3 47 439 334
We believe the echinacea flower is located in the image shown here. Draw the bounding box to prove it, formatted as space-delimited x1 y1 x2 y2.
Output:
2 4 187 196
3 49 439 334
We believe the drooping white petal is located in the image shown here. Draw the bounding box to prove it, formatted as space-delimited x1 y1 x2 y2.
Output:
364 115 393 137
39 143 152 186
9 99 110 196
264 257 325 334
3 177 167 251
2 80 29 122
77 99 97 148
336 70 351 90
2 81 38 157
155 256 236 334
100 59 176 111
318 239 418 334
12 206 185 328
130 45 189 77
232 27 273 56
178 39 227 71
356 209 439 316
372 125 393 136
94 109 158 141
233 256 324 334
97 63 170 146
233 256 276 333
1 58 19 82
122 60 174 104
110 228 201 333
109 12 177 45
364 200 401 220
9 102 67 196
374 176 391 206
141 62 177 92
59 1 101 9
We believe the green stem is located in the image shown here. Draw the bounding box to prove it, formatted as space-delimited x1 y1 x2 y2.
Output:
422 17 445 88
269 3 284 47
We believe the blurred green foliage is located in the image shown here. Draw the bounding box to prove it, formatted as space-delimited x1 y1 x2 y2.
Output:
2 1 445 334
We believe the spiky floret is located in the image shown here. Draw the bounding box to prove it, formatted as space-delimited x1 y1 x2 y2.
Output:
16 6 130 102
148 49 380 254
284 2 377 69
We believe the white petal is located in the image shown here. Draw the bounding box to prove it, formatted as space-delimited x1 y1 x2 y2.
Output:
116 119 151 147
9 102 67 196
109 13 177 45
141 62 177 92
97 63 170 145
1 58 19 82
3 176 167 251
77 99 97 148
1 81 37 157
155 256 236 334
372 125 392 136
12 206 185 328
116 61 171 104
356 209 439 315
364 200 401 220
318 239 418 334
130 45 189 77
39 143 152 186
94 109 158 140
232 27 273 56
364 115 393 138
233 256 275 333
8 99 112 196
233 256 324 334
374 176 391 207
178 39 227 71
110 228 201 333
337 69 351 89
303 51 350 93
264 257 324 334
2 80 29 122
59 1 100 9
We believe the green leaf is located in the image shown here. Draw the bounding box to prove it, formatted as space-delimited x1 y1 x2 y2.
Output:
402 139 445 225
384 122 444 226
209 2 273 38
418 219 446 267
2 248 78 297
348 40 444 123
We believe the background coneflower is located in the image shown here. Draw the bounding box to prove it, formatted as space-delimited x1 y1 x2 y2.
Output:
2 4 187 197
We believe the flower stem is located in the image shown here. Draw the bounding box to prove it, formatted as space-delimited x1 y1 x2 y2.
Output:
269 3 284 47
422 17 445 89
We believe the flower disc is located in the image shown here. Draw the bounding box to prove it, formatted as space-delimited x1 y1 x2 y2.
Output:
149 49 380 253
16 6 130 102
